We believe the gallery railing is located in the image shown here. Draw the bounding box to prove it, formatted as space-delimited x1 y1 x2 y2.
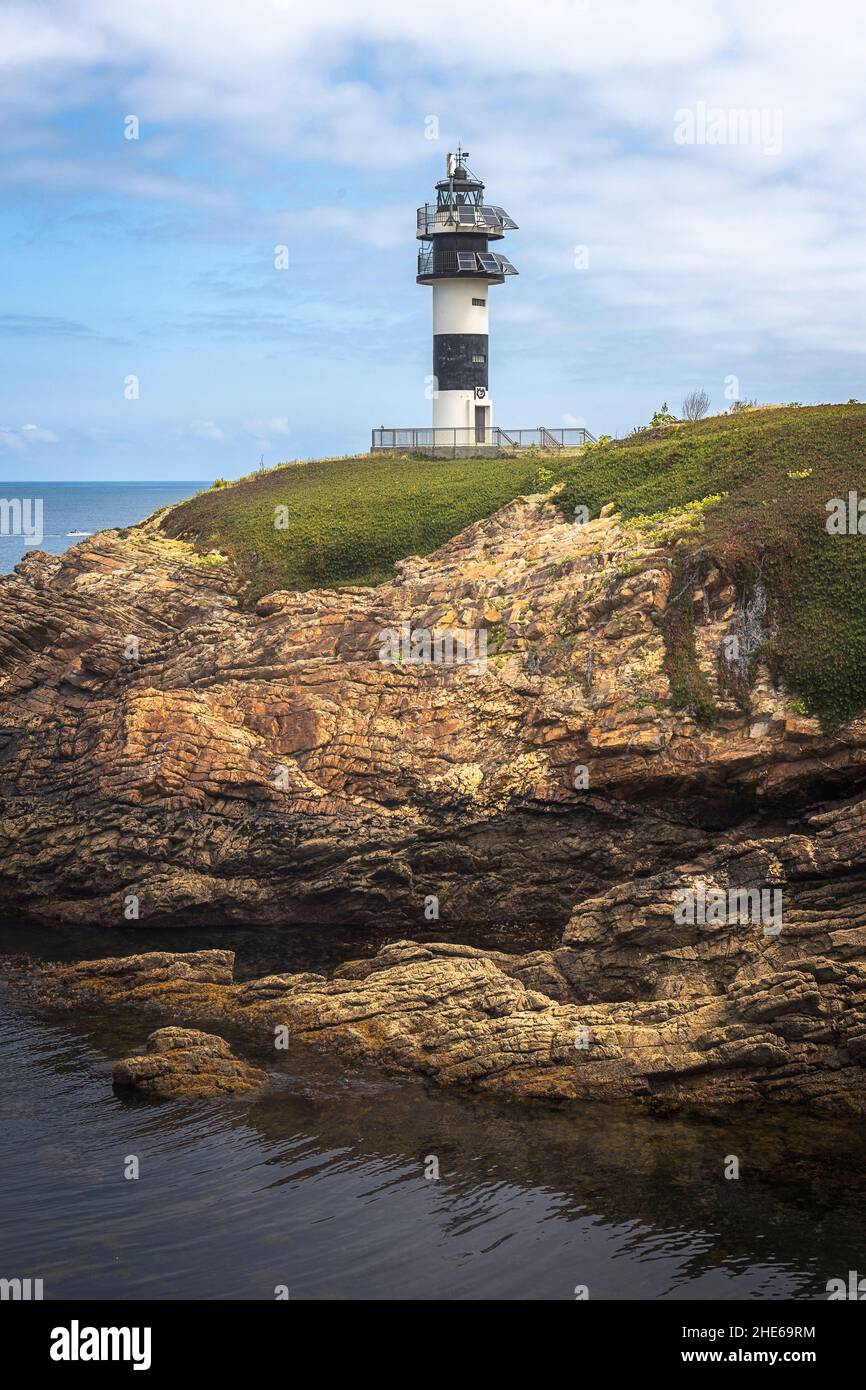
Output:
415 204 519 236
417 245 517 277
371 427 595 451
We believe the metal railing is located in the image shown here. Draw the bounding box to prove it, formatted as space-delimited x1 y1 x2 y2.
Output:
416 204 518 236
371 427 595 451
417 245 517 277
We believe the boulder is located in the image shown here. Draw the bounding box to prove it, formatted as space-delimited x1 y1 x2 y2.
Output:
112 1026 267 1099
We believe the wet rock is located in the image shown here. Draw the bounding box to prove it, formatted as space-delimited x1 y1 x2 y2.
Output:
15 844 866 1114
112 1026 267 1099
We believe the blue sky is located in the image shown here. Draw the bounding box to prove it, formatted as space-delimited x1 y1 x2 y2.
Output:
2 0 866 480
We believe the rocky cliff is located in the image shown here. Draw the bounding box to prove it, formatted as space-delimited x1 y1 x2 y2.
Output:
2 490 866 1112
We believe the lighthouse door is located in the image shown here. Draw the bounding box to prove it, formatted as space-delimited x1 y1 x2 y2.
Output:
474 406 486 444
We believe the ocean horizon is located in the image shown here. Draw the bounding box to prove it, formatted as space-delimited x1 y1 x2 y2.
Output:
0 481 202 573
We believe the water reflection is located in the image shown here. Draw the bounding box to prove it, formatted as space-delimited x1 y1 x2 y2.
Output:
1 996 862 1300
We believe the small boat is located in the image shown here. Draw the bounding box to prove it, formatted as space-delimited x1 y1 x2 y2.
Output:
66 528 91 536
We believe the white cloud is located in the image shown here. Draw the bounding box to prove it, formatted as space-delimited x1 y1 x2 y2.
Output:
187 417 292 450
243 416 290 438
189 419 228 443
0 423 59 449
20 423 59 441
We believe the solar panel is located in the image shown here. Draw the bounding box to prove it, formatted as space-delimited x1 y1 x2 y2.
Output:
457 251 477 271
457 206 476 224
477 253 500 273
491 206 518 229
478 207 499 227
495 254 518 274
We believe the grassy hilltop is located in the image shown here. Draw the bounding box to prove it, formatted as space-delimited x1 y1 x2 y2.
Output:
158 451 569 597
158 405 866 730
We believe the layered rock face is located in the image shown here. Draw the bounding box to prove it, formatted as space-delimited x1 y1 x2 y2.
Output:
2 496 866 1111
17 873 866 1112
2 498 864 930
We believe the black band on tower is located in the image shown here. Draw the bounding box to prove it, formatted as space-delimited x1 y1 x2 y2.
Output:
433 334 488 391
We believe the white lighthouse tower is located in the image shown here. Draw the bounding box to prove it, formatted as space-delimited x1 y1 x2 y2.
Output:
416 149 518 445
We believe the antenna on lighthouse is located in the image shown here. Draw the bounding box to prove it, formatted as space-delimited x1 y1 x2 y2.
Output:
447 146 469 178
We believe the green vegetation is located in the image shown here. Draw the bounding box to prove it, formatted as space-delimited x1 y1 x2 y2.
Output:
156 406 866 731
662 555 718 726
555 405 866 731
159 451 578 601
650 402 678 427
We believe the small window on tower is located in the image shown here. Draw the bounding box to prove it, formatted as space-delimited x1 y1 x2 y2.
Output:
472 297 486 306
472 354 485 364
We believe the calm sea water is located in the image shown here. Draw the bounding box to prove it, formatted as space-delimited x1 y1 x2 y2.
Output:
0 482 200 573
1 925 864 1301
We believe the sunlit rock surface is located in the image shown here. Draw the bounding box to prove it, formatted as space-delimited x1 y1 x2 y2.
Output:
112 1025 267 1099
2 496 866 1112
2 499 864 929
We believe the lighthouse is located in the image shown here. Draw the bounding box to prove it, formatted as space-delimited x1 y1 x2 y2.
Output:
416 149 518 444
373 162 591 454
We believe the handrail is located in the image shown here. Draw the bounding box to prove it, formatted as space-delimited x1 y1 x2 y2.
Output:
371 427 595 452
417 245 515 277
415 204 517 236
